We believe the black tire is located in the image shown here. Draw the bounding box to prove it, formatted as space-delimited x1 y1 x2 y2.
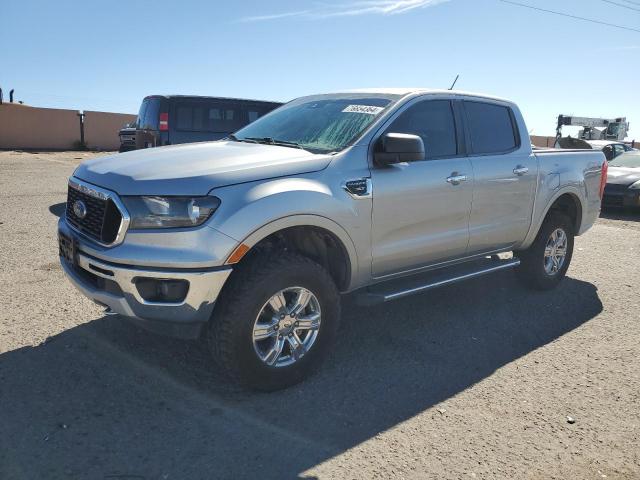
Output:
515 211 574 290
208 252 340 391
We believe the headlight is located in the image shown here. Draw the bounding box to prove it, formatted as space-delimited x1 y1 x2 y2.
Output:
630 180 640 190
122 196 220 229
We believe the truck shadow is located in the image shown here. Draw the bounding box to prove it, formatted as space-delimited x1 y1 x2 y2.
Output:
0 272 602 479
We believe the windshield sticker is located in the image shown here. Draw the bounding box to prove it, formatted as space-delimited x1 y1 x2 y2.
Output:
342 105 384 115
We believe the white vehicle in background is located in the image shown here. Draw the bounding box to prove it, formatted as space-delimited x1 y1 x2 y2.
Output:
555 115 629 142
586 140 635 162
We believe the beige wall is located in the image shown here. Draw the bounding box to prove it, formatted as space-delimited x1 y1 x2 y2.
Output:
0 103 135 151
84 110 136 150
0 103 79 150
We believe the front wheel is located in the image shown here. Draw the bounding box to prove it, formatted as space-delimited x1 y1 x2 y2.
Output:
515 212 574 290
208 252 340 391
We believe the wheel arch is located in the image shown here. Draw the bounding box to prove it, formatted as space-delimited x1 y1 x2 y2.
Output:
547 191 582 233
228 215 358 292
521 187 585 250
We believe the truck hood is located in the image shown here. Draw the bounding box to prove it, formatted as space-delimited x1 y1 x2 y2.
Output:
606 166 640 186
74 141 333 196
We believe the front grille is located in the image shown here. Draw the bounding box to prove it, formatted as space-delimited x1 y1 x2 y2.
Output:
602 195 624 207
602 184 628 208
66 185 123 244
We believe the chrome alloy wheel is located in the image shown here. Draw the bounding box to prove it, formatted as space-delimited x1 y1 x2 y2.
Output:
544 228 568 275
252 287 322 367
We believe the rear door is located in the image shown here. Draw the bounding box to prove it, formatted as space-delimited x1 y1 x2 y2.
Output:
463 100 537 254
370 97 473 277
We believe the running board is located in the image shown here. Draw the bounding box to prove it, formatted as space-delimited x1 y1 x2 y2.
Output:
357 257 520 306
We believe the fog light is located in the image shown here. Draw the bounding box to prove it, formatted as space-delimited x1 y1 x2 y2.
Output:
134 278 189 303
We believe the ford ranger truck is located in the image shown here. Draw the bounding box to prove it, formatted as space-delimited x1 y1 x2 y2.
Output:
58 89 607 391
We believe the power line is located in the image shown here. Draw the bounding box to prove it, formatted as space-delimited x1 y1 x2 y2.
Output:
600 0 640 12
620 0 640 7
499 0 640 33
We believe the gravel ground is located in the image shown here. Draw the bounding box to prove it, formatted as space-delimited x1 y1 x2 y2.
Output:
0 150 639 480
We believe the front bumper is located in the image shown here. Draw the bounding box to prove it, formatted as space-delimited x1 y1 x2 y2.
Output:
59 223 233 339
602 187 640 208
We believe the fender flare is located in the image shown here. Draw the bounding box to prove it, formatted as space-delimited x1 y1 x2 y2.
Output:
235 214 359 288
521 186 585 249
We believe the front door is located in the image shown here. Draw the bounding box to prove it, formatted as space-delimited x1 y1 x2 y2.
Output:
371 99 473 278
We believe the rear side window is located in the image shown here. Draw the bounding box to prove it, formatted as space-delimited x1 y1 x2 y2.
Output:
464 101 518 154
385 100 457 159
174 101 243 132
247 105 277 123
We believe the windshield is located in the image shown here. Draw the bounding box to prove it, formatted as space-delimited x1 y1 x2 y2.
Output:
610 152 640 168
232 93 400 153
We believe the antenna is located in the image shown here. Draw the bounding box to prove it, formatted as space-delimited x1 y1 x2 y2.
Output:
448 74 459 90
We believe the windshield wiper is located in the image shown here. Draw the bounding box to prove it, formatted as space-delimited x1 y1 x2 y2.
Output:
227 134 260 144
244 137 305 150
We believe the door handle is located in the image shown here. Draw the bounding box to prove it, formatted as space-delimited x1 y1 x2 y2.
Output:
446 173 467 185
513 165 529 176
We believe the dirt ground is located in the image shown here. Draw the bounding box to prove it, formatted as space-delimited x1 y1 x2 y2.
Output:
0 150 639 480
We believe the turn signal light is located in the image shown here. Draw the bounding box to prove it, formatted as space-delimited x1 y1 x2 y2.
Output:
226 243 250 264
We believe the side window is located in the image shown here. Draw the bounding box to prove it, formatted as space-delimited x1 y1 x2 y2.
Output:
174 102 242 132
247 105 276 123
192 106 204 130
176 105 192 130
385 100 457 159
613 144 625 158
602 145 614 161
464 101 518 154
208 102 243 132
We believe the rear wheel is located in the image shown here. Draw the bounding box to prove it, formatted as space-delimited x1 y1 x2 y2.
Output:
208 252 340 391
516 212 574 290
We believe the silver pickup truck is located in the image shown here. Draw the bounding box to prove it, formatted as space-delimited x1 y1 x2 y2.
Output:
58 89 607 390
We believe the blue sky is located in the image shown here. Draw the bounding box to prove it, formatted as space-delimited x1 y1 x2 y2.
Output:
2 0 639 138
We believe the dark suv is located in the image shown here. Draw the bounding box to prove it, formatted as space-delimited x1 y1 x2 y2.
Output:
130 95 282 150
118 122 137 152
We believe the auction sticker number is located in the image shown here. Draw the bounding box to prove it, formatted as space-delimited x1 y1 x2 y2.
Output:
342 105 384 115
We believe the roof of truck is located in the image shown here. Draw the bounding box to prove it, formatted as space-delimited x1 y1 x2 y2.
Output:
340 88 513 104
142 94 282 104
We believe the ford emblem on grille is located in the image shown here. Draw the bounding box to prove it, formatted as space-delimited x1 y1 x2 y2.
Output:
73 200 87 219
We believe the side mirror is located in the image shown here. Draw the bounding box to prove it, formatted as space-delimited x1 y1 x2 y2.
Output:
374 133 425 166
